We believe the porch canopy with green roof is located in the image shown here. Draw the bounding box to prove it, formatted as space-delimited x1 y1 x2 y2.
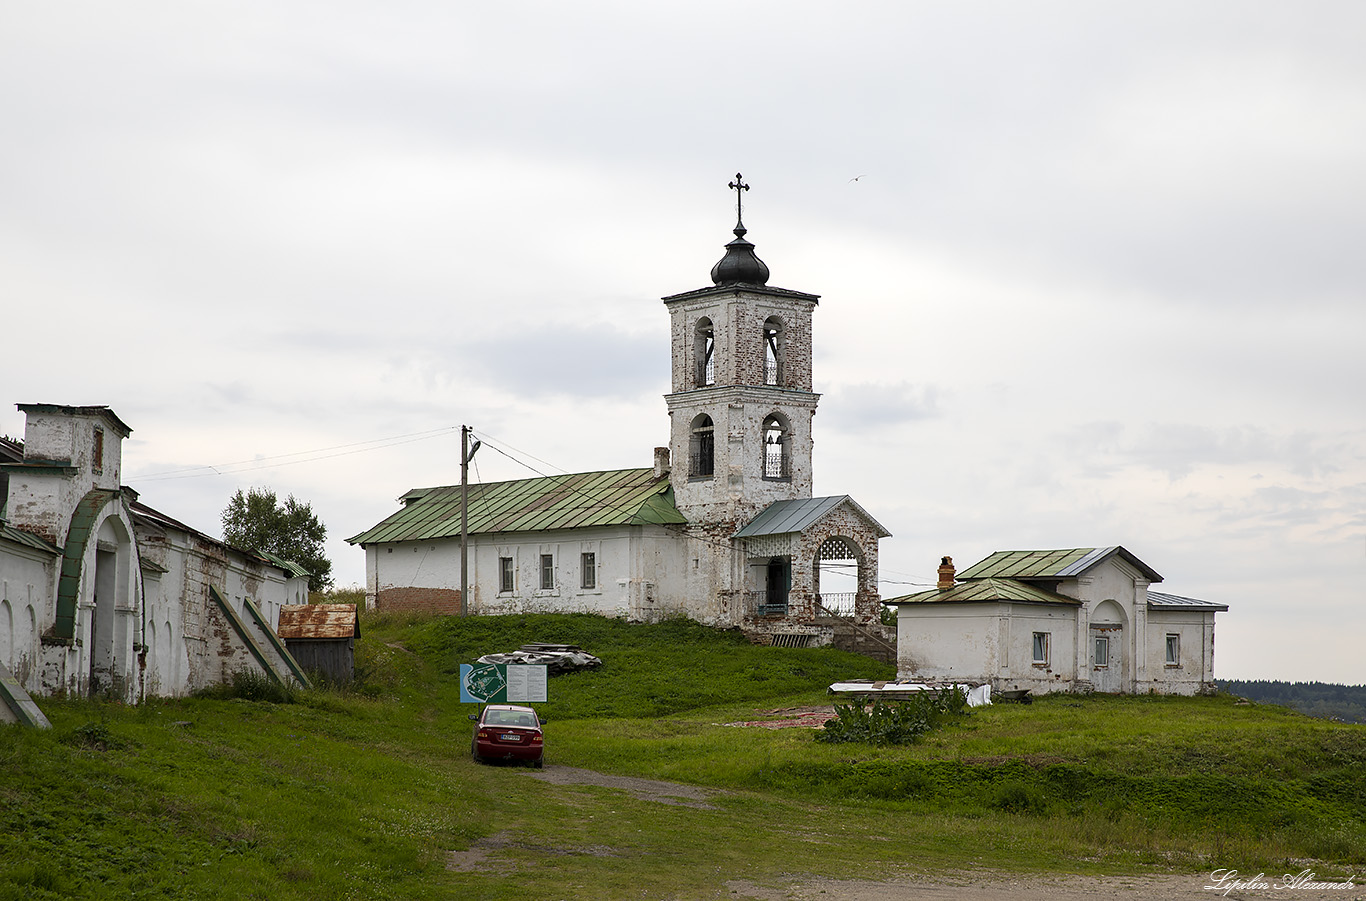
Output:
347 468 686 546
730 495 891 624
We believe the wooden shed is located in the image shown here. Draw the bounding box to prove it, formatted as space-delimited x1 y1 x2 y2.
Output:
276 604 359 683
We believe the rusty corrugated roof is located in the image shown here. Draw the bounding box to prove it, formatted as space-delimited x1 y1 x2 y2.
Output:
277 604 358 639
346 468 687 545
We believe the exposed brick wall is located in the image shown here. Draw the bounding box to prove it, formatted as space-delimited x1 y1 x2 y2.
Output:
376 587 462 615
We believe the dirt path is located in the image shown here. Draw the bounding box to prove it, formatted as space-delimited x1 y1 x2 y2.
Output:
526 764 722 808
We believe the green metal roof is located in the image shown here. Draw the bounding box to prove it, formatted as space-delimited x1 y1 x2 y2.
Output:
257 550 311 579
347 468 687 545
957 547 1163 583
0 522 61 556
1147 590 1228 612
883 577 1082 606
733 495 890 539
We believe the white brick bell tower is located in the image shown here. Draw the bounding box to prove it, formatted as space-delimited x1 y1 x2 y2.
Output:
662 174 820 527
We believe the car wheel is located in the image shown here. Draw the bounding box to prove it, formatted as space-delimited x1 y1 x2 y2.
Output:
532 758 543 769
471 739 482 763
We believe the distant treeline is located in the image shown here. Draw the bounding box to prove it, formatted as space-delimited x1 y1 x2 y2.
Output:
1220 679 1366 724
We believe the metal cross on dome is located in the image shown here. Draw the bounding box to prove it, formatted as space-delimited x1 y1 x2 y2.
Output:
728 172 749 229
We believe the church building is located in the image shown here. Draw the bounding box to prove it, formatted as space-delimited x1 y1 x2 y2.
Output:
349 178 890 645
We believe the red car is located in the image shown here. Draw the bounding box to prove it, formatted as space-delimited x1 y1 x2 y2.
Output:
470 704 544 767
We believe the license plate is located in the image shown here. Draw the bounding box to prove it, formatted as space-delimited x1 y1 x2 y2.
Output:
500 733 521 742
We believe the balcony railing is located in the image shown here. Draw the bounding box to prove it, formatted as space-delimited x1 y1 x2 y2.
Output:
818 592 857 616
764 359 783 386
696 358 715 388
763 450 790 480
744 590 789 617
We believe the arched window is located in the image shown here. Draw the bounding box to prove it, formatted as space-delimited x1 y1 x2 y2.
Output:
763 316 784 386
762 414 790 480
689 414 715 479
694 318 715 387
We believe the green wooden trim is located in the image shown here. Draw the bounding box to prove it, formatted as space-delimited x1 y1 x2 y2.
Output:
0 461 79 476
54 489 122 640
241 596 311 689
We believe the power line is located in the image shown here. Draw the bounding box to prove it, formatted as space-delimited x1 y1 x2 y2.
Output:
135 426 458 482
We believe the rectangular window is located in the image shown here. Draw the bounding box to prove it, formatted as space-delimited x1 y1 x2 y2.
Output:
1165 634 1180 666
581 552 596 589
540 554 554 590
92 427 104 474
1032 632 1050 666
498 557 514 593
1094 636 1109 667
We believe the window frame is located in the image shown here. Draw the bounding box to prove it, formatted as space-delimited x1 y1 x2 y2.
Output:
498 556 515 593
1031 631 1050 666
581 552 596 590
540 553 555 591
1165 633 1181 666
1094 635 1110 668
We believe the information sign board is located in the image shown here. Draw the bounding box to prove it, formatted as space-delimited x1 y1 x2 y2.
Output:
459 663 548 703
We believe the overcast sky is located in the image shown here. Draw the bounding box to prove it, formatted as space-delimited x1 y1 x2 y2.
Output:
3 2 1362 683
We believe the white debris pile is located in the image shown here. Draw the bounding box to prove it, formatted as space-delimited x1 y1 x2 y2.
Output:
828 680 993 707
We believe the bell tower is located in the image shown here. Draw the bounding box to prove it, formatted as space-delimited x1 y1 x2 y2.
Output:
663 174 820 525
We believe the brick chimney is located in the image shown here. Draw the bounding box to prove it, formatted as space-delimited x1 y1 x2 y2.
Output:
937 556 955 590
653 447 671 479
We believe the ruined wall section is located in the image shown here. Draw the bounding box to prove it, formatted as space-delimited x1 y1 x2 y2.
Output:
375 586 461 615
135 520 295 696
5 406 127 546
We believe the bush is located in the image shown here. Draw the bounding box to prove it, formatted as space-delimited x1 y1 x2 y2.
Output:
991 780 1051 815
815 689 968 746
62 721 119 751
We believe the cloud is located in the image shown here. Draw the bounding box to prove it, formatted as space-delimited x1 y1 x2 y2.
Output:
822 382 941 433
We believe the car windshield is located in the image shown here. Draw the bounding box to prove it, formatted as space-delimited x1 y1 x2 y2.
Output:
485 709 537 728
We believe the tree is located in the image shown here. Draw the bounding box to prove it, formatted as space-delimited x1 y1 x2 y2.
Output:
221 487 333 592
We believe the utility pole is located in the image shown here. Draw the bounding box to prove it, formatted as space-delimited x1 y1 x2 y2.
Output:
460 425 480 617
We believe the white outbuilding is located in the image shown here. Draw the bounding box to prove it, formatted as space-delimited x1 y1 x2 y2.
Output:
885 548 1227 695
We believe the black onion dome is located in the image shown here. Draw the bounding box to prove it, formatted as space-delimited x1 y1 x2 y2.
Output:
710 226 770 286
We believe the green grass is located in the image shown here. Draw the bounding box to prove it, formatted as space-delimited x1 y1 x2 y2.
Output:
1 609 1363 900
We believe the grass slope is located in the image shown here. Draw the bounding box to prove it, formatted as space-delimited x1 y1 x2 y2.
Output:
2 611 1362 900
